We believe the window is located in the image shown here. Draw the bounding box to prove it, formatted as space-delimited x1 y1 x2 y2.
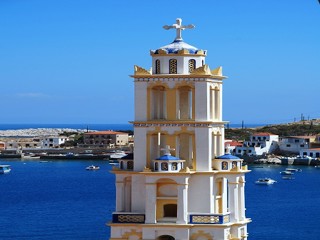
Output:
188 59 196 73
300 144 304 147
163 204 177 217
151 86 166 119
177 86 192 119
155 59 160 74
171 162 177 170
286 144 291 147
169 59 177 74
161 162 168 171
127 161 133 170
295 139 299 143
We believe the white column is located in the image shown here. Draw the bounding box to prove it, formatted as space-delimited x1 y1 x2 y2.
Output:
228 180 239 222
115 181 125 212
145 183 157 223
239 180 246 221
177 183 188 224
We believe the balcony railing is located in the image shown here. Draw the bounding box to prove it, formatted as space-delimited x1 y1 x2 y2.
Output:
189 213 230 224
112 212 145 223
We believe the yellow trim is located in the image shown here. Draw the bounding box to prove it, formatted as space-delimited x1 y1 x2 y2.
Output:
134 65 151 75
131 74 226 80
108 222 242 228
122 229 142 239
150 51 207 57
190 230 213 240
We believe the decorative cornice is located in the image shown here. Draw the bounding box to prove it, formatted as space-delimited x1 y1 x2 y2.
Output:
134 65 151 75
211 66 223 76
190 64 212 76
130 121 227 128
150 49 207 57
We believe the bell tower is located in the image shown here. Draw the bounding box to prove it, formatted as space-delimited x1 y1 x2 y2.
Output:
109 18 251 240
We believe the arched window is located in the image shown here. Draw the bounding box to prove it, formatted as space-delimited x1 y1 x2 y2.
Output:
169 59 177 74
157 235 175 240
188 59 196 73
178 133 193 169
177 86 192 120
151 86 166 119
155 59 160 74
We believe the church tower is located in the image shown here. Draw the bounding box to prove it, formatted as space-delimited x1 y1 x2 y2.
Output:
109 18 251 240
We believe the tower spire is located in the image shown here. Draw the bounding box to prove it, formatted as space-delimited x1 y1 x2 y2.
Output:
163 18 195 41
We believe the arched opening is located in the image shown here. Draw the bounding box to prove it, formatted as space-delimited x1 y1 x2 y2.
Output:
155 59 160 74
177 86 193 120
163 204 177 217
169 59 177 74
157 235 175 240
151 86 166 120
188 59 196 73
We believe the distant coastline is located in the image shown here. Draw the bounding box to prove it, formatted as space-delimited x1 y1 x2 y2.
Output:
0 123 266 131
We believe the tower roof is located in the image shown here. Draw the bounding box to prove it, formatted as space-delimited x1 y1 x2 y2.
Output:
157 40 198 54
156 155 180 161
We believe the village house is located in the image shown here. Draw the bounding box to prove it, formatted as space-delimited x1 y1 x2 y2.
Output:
235 132 279 156
279 136 316 154
41 136 68 148
83 130 129 147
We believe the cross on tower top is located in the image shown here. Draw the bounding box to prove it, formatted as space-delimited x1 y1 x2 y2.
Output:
160 145 175 156
163 18 195 41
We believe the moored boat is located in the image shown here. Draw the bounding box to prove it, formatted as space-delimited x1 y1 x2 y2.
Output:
280 170 294 175
86 165 100 170
255 178 277 185
0 165 11 174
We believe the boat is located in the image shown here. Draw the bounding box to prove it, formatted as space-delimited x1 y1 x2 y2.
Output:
280 170 294 175
21 153 40 160
255 178 277 185
86 165 100 170
0 165 11 174
285 168 302 172
282 176 295 180
109 150 127 159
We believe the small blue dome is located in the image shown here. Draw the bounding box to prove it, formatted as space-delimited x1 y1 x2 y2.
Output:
156 155 180 160
216 154 240 160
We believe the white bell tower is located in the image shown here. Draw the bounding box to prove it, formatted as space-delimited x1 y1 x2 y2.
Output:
109 18 251 240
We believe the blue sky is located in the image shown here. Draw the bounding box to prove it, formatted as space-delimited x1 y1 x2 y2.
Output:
0 0 319 125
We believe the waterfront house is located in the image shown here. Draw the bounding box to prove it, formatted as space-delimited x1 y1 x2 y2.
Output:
224 140 242 154
279 136 316 154
41 136 68 148
5 138 41 149
235 132 279 156
83 131 128 147
300 148 320 158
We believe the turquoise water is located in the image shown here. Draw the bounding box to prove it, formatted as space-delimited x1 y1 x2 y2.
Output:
1 160 319 239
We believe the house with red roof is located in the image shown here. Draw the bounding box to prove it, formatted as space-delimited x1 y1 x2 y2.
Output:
235 132 279 156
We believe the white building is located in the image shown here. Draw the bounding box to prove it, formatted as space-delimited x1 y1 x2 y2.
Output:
235 133 279 156
279 136 316 154
109 19 250 240
300 148 320 158
41 136 68 148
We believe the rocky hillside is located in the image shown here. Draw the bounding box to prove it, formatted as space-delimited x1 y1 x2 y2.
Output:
226 119 320 141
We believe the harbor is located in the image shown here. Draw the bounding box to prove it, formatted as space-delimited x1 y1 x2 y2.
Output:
1 158 320 240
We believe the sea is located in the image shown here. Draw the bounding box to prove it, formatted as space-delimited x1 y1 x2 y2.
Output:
1 123 317 240
1 161 320 240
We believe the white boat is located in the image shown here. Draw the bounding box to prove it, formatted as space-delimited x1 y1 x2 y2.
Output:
86 165 100 170
285 168 302 172
109 150 127 159
255 178 277 185
280 170 294 175
21 153 40 160
0 165 11 174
